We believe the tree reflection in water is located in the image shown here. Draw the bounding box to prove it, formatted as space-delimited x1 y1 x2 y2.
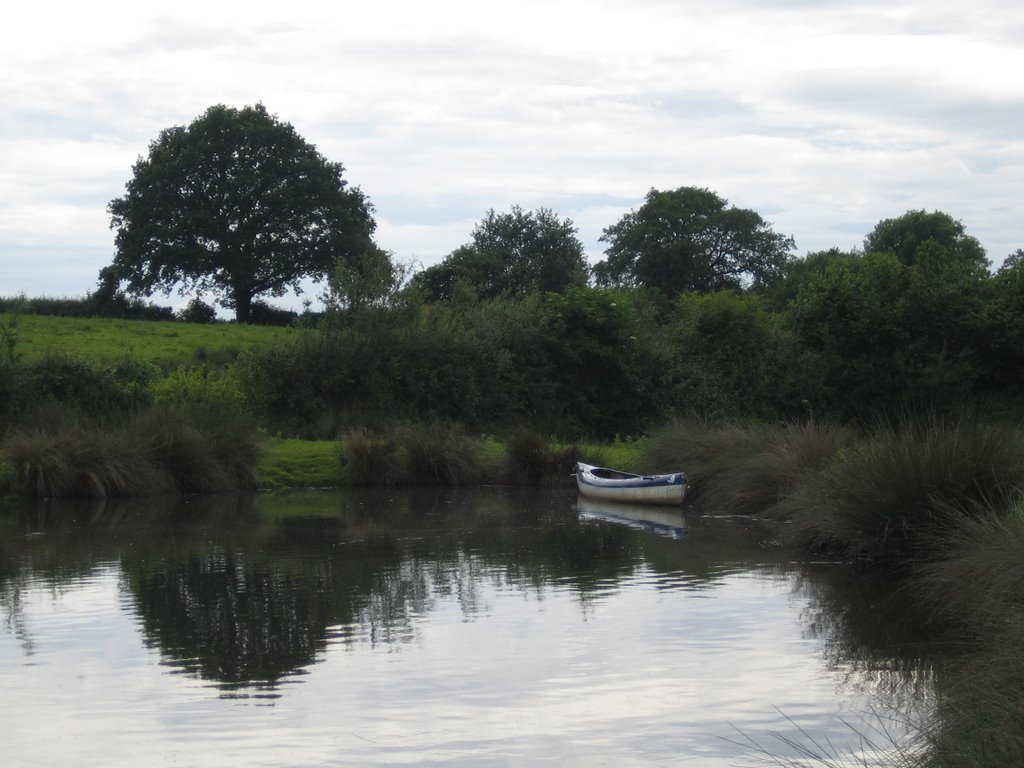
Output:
0 488 949 711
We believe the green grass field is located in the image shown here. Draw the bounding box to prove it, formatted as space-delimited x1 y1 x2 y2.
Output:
2 313 302 367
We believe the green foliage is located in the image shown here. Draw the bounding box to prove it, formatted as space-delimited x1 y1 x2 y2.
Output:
639 419 846 511
340 429 404 486
6 196 1024 438
657 292 807 420
325 246 411 315
921 617 1024 768
0 313 25 425
786 250 994 419
759 247 860 310
499 430 581 486
414 206 588 302
0 406 262 497
340 426 483 486
151 366 246 415
178 297 217 323
864 209 988 268
916 499 1024 629
0 292 176 320
595 186 796 296
398 423 483 485
777 417 1024 567
106 103 376 322
530 288 657 437
23 353 159 419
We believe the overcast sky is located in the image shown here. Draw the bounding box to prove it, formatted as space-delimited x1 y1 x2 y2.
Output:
2 0 1022 311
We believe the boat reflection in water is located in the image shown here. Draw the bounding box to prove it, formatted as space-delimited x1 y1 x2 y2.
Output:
576 496 687 539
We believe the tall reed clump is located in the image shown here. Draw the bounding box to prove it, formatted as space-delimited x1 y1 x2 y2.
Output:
777 417 1024 568
641 419 851 513
3 427 163 497
339 428 404 485
498 430 584 486
340 423 483 486
906 498 1024 767
399 423 483 486
919 620 1024 768
135 406 262 493
1 406 263 497
915 498 1024 627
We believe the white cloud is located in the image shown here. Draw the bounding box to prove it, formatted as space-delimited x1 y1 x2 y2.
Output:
1 0 1023 302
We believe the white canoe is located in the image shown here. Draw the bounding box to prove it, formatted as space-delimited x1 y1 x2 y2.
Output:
574 462 687 506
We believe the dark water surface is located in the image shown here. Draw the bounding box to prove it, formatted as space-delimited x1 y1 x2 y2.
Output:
0 488 936 767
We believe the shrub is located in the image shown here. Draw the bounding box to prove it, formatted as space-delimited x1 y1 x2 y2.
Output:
248 301 298 327
0 406 262 497
24 353 158 419
499 430 579 486
777 417 1024 567
340 428 404 486
3 427 164 497
151 367 246 415
178 298 217 324
399 423 483 486
914 498 1024 629
340 424 485 486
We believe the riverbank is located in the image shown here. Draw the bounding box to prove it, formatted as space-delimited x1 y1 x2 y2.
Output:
0 423 645 498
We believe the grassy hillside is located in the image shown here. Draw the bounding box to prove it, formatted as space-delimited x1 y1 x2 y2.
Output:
2 313 303 367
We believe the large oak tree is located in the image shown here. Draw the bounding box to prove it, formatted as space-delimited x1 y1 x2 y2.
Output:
594 187 795 296
105 104 377 322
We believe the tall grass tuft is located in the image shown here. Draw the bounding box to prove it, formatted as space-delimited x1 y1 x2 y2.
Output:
728 709 924 768
914 497 1024 630
340 428 404 486
499 430 582 486
641 419 851 513
777 417 1024 567
400 423 482 486
1 406 263 497
641 419 742 505
340 424 484 486
135 406 262 492
920 619 1024 768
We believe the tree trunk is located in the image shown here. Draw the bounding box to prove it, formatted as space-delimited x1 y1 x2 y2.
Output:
234 290 253 323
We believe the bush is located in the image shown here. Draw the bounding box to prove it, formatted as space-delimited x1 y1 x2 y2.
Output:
248 301 298 327
499 430 580 486
340 428 404 486
399 423 482 486
178 298 217 324
22 353 158 420
151 367 246 415
777 417 1024 567
340 424 484 486
0 406 263 497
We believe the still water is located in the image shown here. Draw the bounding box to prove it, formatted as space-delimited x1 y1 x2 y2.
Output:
0 488 935 767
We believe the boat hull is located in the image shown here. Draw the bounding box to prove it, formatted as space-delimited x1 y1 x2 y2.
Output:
574 462 686 506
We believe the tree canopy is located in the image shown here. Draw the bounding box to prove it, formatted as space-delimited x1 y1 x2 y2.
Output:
863 209 988 269
105 104 378 322
594 187 796 296
413 206 589 302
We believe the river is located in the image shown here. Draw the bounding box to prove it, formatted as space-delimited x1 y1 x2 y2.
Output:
0 487 937 767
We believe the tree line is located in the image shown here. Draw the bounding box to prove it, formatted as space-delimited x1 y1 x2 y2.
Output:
9 103 1024 438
